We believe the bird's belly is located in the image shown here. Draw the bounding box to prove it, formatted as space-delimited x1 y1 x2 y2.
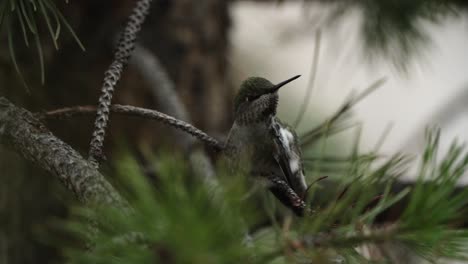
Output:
225 124 276 173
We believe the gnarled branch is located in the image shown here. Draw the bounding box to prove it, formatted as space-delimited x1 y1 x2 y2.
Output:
0 97 129 211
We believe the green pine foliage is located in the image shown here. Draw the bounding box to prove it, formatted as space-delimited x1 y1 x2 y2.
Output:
59 129 468 263
61 153 257 263
0 0 84 89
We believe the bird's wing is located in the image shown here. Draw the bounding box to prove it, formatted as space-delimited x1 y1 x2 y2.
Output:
269 117 308 197
269 117 297 186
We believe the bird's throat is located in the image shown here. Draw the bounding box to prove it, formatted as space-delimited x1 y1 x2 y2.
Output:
236 94 278 125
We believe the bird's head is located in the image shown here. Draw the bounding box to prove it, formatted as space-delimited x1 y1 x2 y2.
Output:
233 75 300 123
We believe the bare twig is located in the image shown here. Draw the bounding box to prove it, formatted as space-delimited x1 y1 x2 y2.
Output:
300 77 386 148
88 0 153 167
131 44 193 149
131 45 190 123
130 45 220 186
42 104 224 151
293 29 321 128
0 98 129 211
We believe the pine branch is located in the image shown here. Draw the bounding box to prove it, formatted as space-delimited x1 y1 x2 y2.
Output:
131 45 190 131
129 44 222 189
88 0 152 167
62 154 257 264
58 126 468 263
42 104 224 151
0 97 129 211
131 45 193 149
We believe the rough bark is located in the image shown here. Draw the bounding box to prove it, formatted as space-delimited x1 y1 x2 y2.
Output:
89 0 153 167
0 97 128 210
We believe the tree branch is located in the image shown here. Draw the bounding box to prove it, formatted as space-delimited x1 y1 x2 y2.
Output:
130 45 221 188
88 0 153 167
0 97 129 211
132 45 190 128
42 104 224 151
131 44 194 149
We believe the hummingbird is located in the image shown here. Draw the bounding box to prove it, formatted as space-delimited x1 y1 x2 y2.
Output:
224 75 308 216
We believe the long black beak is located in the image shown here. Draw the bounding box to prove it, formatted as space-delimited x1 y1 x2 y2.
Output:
270 75 301 93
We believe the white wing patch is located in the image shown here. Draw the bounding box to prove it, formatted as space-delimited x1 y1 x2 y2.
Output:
278 126 300 174
270 117 307 195
289 159 300 174
278 127 293 151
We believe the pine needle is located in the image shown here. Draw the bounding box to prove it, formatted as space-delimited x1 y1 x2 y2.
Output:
293 29 321 129
38 0 58 49
7 17 30 91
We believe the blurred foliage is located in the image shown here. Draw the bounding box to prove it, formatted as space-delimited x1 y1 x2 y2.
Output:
59 129 468 263
319 0 467 68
